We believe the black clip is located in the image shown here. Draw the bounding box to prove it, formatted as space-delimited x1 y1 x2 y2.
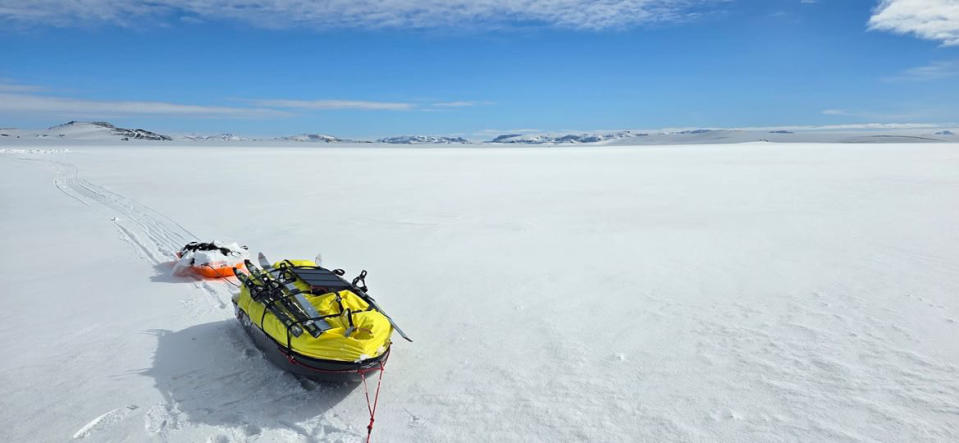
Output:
352 270 368 292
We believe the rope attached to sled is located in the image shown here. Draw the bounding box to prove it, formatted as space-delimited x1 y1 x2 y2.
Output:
280 350 390 441
205 264 241 287
361 360 386 443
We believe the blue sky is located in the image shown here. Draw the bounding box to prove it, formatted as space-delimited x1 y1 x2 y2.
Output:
1 0 958 138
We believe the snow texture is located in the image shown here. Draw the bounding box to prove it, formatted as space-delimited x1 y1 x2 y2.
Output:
1 141 958 441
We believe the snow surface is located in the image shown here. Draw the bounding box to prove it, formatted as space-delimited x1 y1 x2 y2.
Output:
1 142 958 442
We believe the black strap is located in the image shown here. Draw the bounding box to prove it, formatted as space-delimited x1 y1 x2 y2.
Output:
179 241 246 257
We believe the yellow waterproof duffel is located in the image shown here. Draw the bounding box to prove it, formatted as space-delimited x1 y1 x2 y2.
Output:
232 258 396 381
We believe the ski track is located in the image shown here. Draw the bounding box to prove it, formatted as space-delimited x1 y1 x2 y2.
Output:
19 155 252 439
35 157 232 311
72 405 140 439
19 155 356 442
49 159 198 259
42 157 233 307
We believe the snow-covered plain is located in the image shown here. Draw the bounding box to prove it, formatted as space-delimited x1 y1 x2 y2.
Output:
1 142 958 442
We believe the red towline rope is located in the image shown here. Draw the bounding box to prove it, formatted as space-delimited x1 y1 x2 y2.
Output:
361 360 387 443
282 351 390 441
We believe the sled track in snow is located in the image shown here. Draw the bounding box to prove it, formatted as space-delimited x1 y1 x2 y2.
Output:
13 155 360 441
47 159 198 260
22 156 231 310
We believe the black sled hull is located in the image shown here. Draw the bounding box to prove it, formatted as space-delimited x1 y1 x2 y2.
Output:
235 306 388 383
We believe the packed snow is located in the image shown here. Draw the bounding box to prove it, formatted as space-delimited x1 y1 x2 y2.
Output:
1 141 958 441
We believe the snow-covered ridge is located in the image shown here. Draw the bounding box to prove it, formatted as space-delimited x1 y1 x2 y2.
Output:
2 121 172 141
488 127 959 145
377 135 470 144
50 121 172 141
181 133 250 142
278 134 351 143
488 130 643 144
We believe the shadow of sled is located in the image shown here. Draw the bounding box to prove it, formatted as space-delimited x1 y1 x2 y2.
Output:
149 261 196 284
142 320 359 439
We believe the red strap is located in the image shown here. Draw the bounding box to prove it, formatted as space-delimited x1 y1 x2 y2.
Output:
361 361 386 443
278 349 390 441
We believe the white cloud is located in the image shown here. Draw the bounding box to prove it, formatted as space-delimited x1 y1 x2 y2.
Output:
0 93 284 117
0 0 723 30
868 0 959 46
821 109 849 116
884 59 959 81
249 98 414 111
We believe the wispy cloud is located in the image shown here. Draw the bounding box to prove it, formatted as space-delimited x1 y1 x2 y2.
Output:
475 128 543 135
248 98 415 111
868 0 959 46
0 92 284 117
432 101 487 108
247 98 491 111
0 79 45 93
734 122 944 131
0 0 724 30
820 108 925 121
883 59 959 81
0 79 481 118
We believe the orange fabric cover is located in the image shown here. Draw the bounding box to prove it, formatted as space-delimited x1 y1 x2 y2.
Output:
193 261 245 278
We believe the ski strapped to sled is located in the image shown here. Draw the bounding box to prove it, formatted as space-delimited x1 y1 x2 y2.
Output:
258 252 413 342
245 259 329 337
234 261 326 338
250 257 333 334
232 268 303 336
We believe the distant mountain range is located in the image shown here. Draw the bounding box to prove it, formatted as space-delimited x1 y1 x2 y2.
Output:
489 130 643 144
377 135 470 144
279 134 348 143
279 134 471 144
182 133 251 142
1 121 957 145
